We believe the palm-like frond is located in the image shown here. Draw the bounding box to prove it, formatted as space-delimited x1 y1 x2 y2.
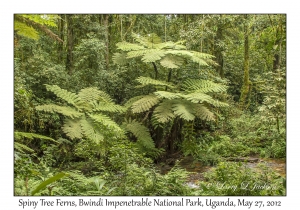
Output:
153 100 175 123
172 101 195 121
80 118 104 144
45 85 81 107
89 113 124 136
116 41 145 51
193 104 215 121
62 119 83 140
154 91 183 100
182 79 227 93
36 104 83 119
136 76 175 89
131 94 160 113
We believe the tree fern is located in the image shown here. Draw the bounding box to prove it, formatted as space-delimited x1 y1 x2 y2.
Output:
112 52 128 65
131 94 160 113
14 131 57 143
14 142 35 153
89 113 124 136
116 41 145 51
184 92 229 107
78 87 113 103
154 91 183 100
160 55 184 69
193 104 215 121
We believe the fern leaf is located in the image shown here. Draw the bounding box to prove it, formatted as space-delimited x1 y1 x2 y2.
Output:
89 113 124 135
167 50 193 58
112 52 128 65
153 100 175 123
123 95 146 110
92 102 126 113
36 104 83 119
45 85 81 106
154 91 183 100
124 120 155 149
172 101 195 121
14 142 35 153
78 87 113 103
80 118 104 144
62 119 83 140
193 104 215 121
182 79 227 93
126 49 149 59
14 132 57 143
131 94 160 113
116 41 145 51
136 76 175 89
141 49 166 63
184 92 228 107
160 55 183 69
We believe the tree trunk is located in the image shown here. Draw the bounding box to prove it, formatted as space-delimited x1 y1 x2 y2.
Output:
57 14 64 63
66 15 74 75
214 22 224 78
239 14 251 109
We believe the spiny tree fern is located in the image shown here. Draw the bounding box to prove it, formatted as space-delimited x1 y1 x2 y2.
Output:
127 77 228 123
36 85 125 144
113 33 216 69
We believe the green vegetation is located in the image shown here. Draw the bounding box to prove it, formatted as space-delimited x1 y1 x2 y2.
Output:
14 14 286 196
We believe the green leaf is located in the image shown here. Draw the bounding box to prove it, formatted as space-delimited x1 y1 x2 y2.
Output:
131 94 160 113
31 173 67 195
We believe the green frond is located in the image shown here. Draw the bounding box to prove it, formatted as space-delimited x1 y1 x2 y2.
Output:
36 104 83 119
154 91 183 100
141 49 166 63
193 104 215 121
131 94 160 113
116 41 145 51
126 49 149 59
45 85 81 107
160 55 184 69
136 76 175 89
80 118 104 144
14 21 39 40
133 33 162 47
78 87 113 103
14 132 57 143
184 92 228 107
14 142 35 153
112 52 128 65
153 100 175 123
166 50 194 58
124 120 155 149
123 95 146 110
62 119 83 140
89 113 124 135
172 101 195 121
182 79 227 93
92 102 126 113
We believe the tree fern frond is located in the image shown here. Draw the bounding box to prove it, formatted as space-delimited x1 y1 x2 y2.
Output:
166 50 194 58
112 52 128 65
172 101 195 121
89 113 124 135
193 104 215 121
80 118 104 144
126 49 149 59
184 92 228 107
45 85 81 106
116 41 145 51
124 120 155 149
14 142 35 153
62 119 83 140
141 49 166 63
153 100 175 123
78 87 113 103
92 102 126 113
182 79 227 93
36 104 83 119
123 95 146 110
136 76 175 89
131 94 160 113
160 55 184 69
154 91 183 100
14 132 57 143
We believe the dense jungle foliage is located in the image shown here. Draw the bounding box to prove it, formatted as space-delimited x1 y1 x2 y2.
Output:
14 14 286 196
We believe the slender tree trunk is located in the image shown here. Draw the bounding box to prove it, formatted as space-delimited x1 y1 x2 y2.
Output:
104 14 110 70
273 16 283 71
215 22 224 78
57 15 64 63
66 15 74 75
240 14 251 109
